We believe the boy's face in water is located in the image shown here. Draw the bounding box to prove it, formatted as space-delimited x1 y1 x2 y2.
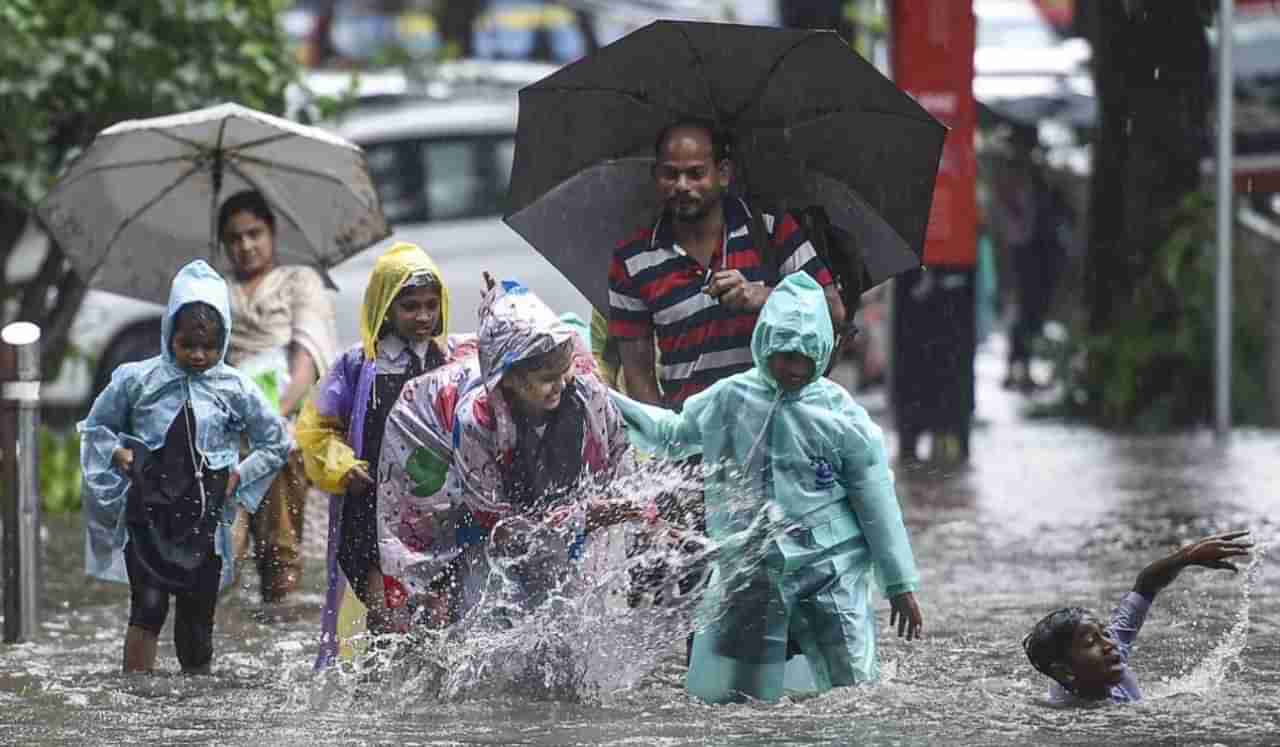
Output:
388 285 442 344
1064 616 1125 693
171 319 221 374
768 351 816 392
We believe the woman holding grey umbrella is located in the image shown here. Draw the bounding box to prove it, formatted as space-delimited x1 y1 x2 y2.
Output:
220 189 339 604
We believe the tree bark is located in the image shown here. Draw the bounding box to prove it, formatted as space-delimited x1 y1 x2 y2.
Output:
0 198 28 306
1085 1 1211 335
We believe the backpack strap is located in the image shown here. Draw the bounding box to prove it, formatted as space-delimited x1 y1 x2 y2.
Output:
746 197 781 285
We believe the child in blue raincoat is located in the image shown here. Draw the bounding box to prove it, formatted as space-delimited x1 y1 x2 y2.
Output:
610 272 923 704
80 260 290 674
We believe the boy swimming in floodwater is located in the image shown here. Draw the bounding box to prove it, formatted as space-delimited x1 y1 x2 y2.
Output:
1023 529 1253 706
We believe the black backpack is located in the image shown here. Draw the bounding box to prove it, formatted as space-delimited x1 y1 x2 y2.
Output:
748 201 867 339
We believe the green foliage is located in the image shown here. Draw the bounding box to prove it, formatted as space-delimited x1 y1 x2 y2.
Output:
38 426 81 513
0 0 299 209
1048 193 1269 430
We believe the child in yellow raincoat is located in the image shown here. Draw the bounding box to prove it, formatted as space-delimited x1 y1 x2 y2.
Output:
296 242 471 668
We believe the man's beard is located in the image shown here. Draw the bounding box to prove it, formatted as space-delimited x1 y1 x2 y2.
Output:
669 196 713 223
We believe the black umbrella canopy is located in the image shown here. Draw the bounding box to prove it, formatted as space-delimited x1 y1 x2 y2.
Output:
506 20 946 312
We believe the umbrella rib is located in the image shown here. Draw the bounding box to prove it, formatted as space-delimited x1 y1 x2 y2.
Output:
221 158 325 261
520 85 689 118
229 153 359 193
672 23 722 123
94 165 202 274
224 131 305 154
44 154 199 196
733 106 946 131
728 32 825 123
148 128 213 152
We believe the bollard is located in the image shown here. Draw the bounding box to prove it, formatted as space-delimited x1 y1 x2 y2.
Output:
1 321 42 643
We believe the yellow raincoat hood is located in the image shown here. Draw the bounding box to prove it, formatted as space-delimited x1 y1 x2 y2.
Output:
358 242 449 360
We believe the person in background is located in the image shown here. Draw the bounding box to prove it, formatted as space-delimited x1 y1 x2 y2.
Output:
219 189 339 605
990 128 1067 392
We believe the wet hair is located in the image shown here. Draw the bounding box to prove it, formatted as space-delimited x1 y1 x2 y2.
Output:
1022 606 1091 690
507 338 574 379
171 301 225 350
654 119 732 164
218 190 275 235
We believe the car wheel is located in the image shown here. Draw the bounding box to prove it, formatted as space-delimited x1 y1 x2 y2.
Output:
92 319 162 399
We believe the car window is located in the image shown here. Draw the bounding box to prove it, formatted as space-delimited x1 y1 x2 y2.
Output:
423 139 486 221
493 137 516 191
363 134 516 224
364 140 427 224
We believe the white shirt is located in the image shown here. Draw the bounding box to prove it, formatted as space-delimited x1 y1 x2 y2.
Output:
374 334 434 375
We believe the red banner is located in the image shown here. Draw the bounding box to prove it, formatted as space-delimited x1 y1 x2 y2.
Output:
890 1 978 268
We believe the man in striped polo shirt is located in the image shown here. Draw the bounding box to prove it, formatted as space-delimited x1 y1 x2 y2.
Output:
609 120 846 410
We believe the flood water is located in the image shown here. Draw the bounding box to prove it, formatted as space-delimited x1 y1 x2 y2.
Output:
3 346 1280 746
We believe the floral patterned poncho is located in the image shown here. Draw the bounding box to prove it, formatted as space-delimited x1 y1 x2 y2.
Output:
376 281 634 602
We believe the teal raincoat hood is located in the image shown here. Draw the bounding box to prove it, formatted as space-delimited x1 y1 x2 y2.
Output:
751 272 833 391
161 259 233 368
608 270 920 700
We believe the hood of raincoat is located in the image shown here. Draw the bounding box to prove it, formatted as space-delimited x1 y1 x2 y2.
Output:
476 279 573 391
358 241 450 361
750 272 833 391
160 259 233 367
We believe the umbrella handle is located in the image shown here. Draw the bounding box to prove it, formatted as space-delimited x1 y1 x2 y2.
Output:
208 153 224 255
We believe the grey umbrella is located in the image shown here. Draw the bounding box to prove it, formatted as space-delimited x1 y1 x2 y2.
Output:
37 102 389 304
504 20 946 313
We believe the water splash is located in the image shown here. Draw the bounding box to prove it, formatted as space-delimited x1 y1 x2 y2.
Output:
288 459 720 706
295 455 824 708
1150 536 1270 699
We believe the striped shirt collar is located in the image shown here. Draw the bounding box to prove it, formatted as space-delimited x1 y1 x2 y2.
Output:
649 195 752 252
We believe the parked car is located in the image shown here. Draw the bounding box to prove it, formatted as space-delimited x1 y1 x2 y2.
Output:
31 67 588 410
323 94 590 349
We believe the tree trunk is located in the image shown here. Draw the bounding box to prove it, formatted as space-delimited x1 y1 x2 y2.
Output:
1085 1 1210 336
0 198 28 307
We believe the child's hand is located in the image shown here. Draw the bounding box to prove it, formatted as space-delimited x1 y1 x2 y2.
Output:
112 447 134 473
226 469 241 498
345 464 374 497
1177 529 1253 572
890 592 923 641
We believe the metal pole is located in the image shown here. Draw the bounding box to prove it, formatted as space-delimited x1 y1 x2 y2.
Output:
1214 0 1234 440
2 321 42 643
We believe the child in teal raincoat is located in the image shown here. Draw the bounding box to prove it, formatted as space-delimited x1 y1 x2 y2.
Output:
611 272 923 704
80 260 290 673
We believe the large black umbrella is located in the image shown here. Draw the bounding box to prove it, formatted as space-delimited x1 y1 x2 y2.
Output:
504 20 946 313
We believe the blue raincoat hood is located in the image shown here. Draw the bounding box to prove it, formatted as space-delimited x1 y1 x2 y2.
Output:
161 259 232 368
750 272 834 391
